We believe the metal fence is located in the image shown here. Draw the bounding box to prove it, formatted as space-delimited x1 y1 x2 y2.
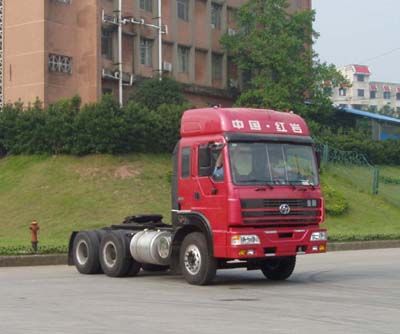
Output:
316 143 399 207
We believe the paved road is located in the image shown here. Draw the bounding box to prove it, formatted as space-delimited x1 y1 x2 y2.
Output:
0 248 399 334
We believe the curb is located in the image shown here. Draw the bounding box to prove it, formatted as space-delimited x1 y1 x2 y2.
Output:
1 240 400 267
0 254 67 267
328 239 400 252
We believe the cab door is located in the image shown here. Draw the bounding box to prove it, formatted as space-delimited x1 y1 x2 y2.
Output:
192 144 228 232
177 145 195 211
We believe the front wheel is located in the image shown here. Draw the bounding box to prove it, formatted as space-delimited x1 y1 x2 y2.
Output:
260 256 296 281
180 232 217 285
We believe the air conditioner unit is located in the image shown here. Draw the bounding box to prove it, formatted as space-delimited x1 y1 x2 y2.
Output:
102 10 118 26
163 61 172 72
229 79 238 88
53 0 71 4
228 28 237 36
122 72 134 86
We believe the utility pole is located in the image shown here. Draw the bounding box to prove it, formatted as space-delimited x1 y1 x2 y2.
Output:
158 0 162 81
103 1 167 106
0 0 3 109
118 0 123 107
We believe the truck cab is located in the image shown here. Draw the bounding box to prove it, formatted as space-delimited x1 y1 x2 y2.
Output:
170 108 326 282
69 108 326 285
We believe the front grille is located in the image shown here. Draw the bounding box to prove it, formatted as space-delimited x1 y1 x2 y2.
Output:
241 199 320 209
240 199 322 226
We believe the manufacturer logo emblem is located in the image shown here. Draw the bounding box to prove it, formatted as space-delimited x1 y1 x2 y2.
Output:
279 203 291 215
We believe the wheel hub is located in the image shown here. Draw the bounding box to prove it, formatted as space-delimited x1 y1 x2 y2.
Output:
184 245 201 275
103 241 117 268
76 239 89 266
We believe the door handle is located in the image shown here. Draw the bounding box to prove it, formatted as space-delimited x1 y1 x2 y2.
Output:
194 192 201 200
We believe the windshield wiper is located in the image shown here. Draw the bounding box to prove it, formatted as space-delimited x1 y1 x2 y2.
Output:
288 180 316 190
240 179 275 189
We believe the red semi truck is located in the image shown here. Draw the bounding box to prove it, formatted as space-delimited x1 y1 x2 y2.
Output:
69 107 327 285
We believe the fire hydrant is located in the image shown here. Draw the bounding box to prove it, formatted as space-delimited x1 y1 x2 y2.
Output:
29 220 40 253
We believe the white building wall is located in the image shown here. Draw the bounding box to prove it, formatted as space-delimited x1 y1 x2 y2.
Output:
332 65 400 116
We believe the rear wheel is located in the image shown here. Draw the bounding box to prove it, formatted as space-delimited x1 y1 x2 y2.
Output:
73 231 101 274
180 232 216 285
260 256 296 281
99 231 140 277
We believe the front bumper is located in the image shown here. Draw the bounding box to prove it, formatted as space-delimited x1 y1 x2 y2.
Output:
224 227 327 259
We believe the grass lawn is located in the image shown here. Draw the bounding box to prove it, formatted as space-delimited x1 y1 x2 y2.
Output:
0 155 399 254
323 172 400 241
378 166 400 207
0 155 172 252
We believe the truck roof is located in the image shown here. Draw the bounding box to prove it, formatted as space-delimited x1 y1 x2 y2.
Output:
180 108 310 138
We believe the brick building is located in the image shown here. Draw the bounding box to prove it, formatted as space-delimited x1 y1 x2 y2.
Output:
1 0 311 108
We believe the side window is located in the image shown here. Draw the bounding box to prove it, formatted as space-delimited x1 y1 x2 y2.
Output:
181 147 191 178
198 145 211 177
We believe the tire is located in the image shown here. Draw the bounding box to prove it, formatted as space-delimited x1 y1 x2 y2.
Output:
72 231 102 274
94 229 107 242
260 256 296 281
141 263 169 272
180 232 217 285
99 231 140 277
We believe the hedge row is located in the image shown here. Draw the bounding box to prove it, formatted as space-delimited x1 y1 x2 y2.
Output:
1 95 399 164
318 132 400 165
0 96 186 156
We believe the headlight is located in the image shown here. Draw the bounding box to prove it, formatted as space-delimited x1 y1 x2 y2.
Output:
310 231 327 241
231 235 260 246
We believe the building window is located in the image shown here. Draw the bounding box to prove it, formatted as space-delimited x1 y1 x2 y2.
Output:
178 46 190 73
356 74 365 82
338 88 346 97
370 91 376 99
140 38 153 66
369 105 377 112
177 0 189 21
211 3 222 29
357 89 364 97
396 93 400 101
212 53 223 81
384 91 391 99
101 29 113 60
48 54 72 74
140 0 153 12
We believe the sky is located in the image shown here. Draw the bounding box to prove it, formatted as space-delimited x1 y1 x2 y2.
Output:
312 0 400 83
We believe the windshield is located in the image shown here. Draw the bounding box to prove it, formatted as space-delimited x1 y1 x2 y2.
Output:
228 143 319 186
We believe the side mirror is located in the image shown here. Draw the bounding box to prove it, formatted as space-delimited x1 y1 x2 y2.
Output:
209 142 225 152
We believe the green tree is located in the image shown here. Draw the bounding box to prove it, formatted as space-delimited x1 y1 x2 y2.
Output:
221 0 346 120
129 77 187 110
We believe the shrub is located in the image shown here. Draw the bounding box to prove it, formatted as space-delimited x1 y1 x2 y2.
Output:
322 182 349 216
